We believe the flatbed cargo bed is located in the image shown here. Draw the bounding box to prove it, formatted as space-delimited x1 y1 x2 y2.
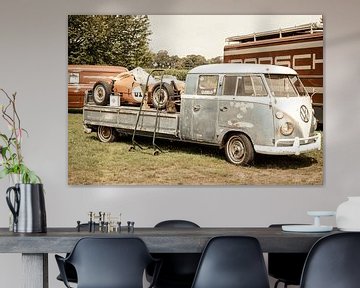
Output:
83 104 180 139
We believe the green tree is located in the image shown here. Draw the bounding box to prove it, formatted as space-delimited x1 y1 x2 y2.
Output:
170 55 182 69
208 56 223 64
68 15 152 69
152 50 171 68
182 54 208 69
151 51 183 69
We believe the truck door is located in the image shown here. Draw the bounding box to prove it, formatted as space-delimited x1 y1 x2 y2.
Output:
180 74 219 143
218 74 275 146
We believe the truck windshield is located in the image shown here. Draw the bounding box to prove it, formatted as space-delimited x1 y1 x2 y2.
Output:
265 74 300 97
290 75 308 96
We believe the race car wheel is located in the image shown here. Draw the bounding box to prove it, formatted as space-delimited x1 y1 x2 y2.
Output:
93 81 112 106
151 83 174 109
224 134 254 165
97 126 116 143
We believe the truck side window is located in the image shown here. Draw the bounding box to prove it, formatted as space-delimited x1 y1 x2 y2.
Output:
223 75 267 96
251 76 268 96
240 76 253 96
197 75 218 96
185 74 197 94
223 76 237 95
237 75 267 96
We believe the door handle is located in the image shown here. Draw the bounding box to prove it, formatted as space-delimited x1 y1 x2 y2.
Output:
220 106 228 112
193 105 200 112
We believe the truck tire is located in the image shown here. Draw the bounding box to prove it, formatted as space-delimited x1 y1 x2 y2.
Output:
151 83 174 109
93 81 112 106
97 126 116 143
224 134 254 165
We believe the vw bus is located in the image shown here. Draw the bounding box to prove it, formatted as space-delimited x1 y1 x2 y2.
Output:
181 64 321 165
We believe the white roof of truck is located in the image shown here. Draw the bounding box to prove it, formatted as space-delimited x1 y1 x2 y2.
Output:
188 64 297 75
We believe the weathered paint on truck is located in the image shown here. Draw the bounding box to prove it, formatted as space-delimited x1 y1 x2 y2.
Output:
83 64 321 165
223 23 323 124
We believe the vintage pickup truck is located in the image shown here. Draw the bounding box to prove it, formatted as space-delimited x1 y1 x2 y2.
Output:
83 63 321 165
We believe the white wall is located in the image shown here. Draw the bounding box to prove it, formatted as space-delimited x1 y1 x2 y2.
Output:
0 0 360 287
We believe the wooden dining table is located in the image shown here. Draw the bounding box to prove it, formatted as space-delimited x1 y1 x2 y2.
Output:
0 226 339 288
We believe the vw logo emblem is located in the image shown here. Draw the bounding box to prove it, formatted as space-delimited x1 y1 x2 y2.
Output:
300 105 310 123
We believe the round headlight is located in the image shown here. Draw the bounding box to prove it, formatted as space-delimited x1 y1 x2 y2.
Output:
280 122 294 136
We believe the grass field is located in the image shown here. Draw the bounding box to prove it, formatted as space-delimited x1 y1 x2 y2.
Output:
68 113 323 185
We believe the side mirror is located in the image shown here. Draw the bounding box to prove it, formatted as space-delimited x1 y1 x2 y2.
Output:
310 88 317 99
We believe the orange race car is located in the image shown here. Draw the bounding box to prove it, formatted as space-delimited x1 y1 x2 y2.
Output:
91 67 184 109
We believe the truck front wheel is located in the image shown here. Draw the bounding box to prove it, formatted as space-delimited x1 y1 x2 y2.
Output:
97 126 116 143
224 134 254 165
93 81 112 106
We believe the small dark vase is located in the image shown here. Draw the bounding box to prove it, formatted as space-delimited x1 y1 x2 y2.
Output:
6 183 47 233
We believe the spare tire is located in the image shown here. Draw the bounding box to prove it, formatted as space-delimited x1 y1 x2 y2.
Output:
93 81 112 106
151 82 174 109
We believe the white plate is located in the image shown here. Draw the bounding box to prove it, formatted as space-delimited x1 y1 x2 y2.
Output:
282 225 333 232
307 211 336 217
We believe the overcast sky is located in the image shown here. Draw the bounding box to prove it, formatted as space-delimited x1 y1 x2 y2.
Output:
148 15 322 59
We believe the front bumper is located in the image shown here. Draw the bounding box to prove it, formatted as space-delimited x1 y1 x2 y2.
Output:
254 132 321 156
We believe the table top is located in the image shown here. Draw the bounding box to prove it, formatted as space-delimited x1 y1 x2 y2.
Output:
0 227 340 254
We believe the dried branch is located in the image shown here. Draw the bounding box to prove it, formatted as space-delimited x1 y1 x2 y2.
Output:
0 89 40 183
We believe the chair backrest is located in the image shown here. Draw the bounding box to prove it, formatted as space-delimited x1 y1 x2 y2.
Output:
66 237 154 288
155 219 200 228
268 224 308 285
300 232 360 288
151 220 201 287
191 236 270 288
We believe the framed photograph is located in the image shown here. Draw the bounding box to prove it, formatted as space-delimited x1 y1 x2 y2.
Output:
68 15 323 185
